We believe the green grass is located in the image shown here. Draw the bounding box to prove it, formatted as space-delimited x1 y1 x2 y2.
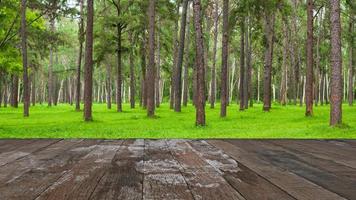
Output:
0 103 355 139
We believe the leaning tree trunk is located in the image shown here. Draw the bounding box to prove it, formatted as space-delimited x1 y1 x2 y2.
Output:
220 0 229 117
210 0 218 109
329 0 343 126
21 0 29 117
83 0 94 121
147 0 156 117
263 12 275 111
193 0 206 126
174 0 189 112
75 0 84 111
305 0 314 116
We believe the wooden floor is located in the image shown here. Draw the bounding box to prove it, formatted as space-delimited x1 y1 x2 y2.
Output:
0 140 355 200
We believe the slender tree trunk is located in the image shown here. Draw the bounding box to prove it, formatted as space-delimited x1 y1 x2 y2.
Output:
4 79 8 107
11 74 19 108
170 3 180 109
116 28 122 112
174 0 189 112
329 0 343 126
280 19 288 106
106 64 112 109
246 16 253 107
210 0 218 109
48 20 55 107
75 0 84 111
21 0 29 116
183 5 191 107
155 20 161 108
31 72 36 106
220 0 229 117
305 0 314 116
320 70 325 105
263 12 275 111
291 0 299 105
239 18 246 111
83 0 94 121
193 0 206 126
348 12 354 106
147 0 156 117
129 33 135 109
140 37 147 108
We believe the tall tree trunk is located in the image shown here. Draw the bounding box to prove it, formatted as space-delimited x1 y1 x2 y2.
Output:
83 0 94 121
305 0 314 116
193 0 206 126
129 33 135 109
106 64 112 109
246 16 253 107
210 0 218 109
348 12 354 106
291 0 299 105
220 0 229 117
21 0 29 117
320 70 325 105
48 20 55 107
11 74 19 108
239 18 246 111
116 28 122 112
280 19 288 106
155 20 161 108
31 72 36 106
140 37 147 108
174 0 189 112
329 0 343 126
147 0 156 117
183 5 191 107
75 0 84 111
170 3 180 109
263 12 275 111
4 79 8 107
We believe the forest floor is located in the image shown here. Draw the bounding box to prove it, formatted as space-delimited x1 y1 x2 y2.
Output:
0 103 355 139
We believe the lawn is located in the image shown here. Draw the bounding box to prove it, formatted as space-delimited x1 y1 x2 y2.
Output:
0 103 355 139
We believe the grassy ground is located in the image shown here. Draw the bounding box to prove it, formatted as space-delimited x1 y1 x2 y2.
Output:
0 103 355 139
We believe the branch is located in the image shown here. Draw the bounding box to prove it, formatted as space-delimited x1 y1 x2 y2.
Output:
0 13 20 48
313 5 324 19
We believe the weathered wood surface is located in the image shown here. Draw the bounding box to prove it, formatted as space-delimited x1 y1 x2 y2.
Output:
0 139 355 200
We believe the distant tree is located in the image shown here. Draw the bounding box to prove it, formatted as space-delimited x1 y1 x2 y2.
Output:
75 0 84 111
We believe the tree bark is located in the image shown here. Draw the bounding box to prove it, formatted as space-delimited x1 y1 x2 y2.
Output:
240 18 246 111
75 0 84 111
263 12 275 111
129 33 135 109
83 0 94 121
193 0 206 126
280 19 288 106
348 12 354 106
147 0 156 117
170 3 180 109
21 0 29 117
210 0 219 109
11 74 18 108
174 0 189 112
329 0 343 126
183 5 191 107
48 20 55 107
155 20 161 108
31 72 36 106
305 0 314 116
220 0 229 117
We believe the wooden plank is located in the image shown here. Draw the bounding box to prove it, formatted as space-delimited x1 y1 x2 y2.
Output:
88 139 144 200
167 140 247 200
0 140 35 153
257 140 356 199
184 140 295 200
35 140 123 200
143 139 194 200
0 139 60 166
0 139 99 200
208 140 346 200
273 140 356 169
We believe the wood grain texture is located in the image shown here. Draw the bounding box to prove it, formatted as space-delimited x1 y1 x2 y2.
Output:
0 139 355 200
